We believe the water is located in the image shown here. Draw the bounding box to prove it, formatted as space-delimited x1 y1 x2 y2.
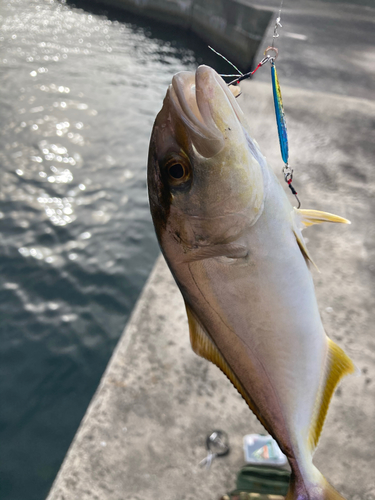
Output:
0 1 233 498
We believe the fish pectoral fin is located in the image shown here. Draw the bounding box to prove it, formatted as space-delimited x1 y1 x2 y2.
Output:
294 208 351 228
183 243 248 263
184 302 271 433
308 338 356 452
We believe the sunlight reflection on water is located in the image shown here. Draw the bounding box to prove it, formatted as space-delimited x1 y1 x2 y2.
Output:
0 0 215 498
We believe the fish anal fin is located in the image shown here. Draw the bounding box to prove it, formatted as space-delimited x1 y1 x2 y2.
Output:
308 338 356 452
186 302 215 361
185 302 271 434
294 208 351 228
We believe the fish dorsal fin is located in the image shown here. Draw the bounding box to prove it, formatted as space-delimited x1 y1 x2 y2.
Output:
185 302 271 433
292 223 319 272
292 208 350 271
308 338 356 452
294 208 350 228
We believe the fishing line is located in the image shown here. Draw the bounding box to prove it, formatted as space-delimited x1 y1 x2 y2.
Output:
208 46 244 77
272 0 284 49
209 0 301 208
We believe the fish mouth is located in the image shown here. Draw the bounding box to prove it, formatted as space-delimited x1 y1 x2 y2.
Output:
169 65 245 158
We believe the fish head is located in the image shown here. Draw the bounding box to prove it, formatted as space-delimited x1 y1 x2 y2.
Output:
148 65 265 259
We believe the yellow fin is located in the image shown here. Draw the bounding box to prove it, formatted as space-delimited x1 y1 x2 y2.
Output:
293 228 319 272
308 338 356 451
185 302 271 434
295 208 351 228
286 469 347 500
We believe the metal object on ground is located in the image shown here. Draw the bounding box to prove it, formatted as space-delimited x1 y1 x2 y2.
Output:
199 430 230 469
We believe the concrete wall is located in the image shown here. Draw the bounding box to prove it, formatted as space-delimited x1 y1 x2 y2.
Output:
91 0 272 69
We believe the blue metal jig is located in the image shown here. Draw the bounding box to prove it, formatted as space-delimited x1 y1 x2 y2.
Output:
271 62 289 165
219 0 301 208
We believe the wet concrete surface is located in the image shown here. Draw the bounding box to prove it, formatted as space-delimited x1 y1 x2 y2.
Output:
46 2 375 499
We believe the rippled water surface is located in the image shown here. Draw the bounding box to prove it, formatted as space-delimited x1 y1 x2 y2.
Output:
0 1 230 498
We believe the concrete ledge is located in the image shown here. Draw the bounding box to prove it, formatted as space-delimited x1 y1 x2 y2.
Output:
90 0 272 68
47 80 375 500
47 255 262 500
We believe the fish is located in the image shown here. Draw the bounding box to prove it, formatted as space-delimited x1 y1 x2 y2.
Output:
147 65 355 500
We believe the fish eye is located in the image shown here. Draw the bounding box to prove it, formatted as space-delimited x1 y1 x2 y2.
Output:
168 163 185 180
164 155 191 186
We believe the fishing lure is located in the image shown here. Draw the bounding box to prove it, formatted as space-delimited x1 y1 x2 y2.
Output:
271 60 288 165
266 47 300 207
211 0 301 207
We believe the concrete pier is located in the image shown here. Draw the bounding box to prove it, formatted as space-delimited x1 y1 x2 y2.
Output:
47 78 375 499
47 255 267 500
47 1 375 499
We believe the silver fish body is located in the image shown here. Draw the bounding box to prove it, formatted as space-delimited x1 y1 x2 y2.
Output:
147 65 354 500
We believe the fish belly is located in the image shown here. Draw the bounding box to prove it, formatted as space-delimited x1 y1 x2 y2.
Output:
174 202 328 473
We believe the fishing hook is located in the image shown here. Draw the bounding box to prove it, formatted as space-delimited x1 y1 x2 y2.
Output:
283 165 301 209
